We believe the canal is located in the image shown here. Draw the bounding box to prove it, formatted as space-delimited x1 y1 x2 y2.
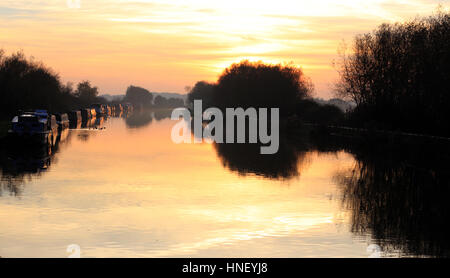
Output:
0 110 448 257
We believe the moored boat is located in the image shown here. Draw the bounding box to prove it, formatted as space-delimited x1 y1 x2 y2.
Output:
9 110 58 146
105 105 112 116
81 108 92 122
122 103 133 113
90 108 97 118
55 113 70 130
68 110 82 128
91 103 105 115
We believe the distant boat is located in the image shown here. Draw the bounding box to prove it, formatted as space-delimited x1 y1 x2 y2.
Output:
81 108 93 122
90 108 97 118
55 113 70 130
68 110 82 128
91 103 106 116
123 103 133 113
114 103 123 113
105 105 112 116
9 110 58 146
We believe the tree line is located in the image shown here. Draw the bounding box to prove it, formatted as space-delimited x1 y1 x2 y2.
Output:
186 60 345 125
186 11 450 136
336 11 450 136
123 85 185 109
0 50 185 120
0 50 106 118
3 10 450 136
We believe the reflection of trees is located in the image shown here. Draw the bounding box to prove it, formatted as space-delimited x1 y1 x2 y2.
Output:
204 121 341 179
335 146 450 257
0 144 53 196
0 127 75 196
213 139 308 179
81 117 96 129
197 121 342 179
125 110 153 129
154 109 172 121
210 129 330 180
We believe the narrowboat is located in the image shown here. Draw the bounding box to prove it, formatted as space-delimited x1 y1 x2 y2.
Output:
68 110 82 128
113 104 123 116
55 113 70 130
90 108 97 118
105 105 112 116
91 103 105 115
81 108 92 122
9 110 58 146
114 103 123 112
123 103 133 113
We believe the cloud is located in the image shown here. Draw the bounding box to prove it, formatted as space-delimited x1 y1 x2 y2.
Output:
1 0 448 97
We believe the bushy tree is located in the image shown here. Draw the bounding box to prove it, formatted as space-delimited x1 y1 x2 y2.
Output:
74 80 99 105
187 81 216 108
123 85 153 108
0 51 75 117
187 60 313 117
336 12 450 136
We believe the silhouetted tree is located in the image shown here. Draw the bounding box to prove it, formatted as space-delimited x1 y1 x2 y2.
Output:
187 60 313 117
123 85 153 109
0 50 104 118
74 80 99 106
187 81 216 108
153 95 184 108
0 51 74 117
125 109 153 129
336 12 450 136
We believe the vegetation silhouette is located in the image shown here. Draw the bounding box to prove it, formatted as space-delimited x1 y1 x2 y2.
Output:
0 138 63 197
123 86 153 109
186 60 346 126
154 95 184 108
213 138 310 180
334 136 450 257
187 61 313 116
336 12 450 136
73 81 101 106
187 81 216 108
0 50 105 119
154 109 173 121
294 99 345 125
190 122 323 179
125 109 154 129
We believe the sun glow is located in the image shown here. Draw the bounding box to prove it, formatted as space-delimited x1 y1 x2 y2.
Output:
0 0 446 98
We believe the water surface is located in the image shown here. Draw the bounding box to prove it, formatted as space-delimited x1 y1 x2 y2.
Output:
0 111 448 257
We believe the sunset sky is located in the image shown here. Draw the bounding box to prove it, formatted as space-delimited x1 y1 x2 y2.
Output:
1 0 448 98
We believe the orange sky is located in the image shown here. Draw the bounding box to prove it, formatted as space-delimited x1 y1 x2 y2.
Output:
1 0 447 98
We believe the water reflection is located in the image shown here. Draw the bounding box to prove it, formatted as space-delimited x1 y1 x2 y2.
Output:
0 110 449 257
125 110 154 129
200 121 450 256
335 142 450 257
0 114 111 196
213 138 308 179
0 144 52 196
154 109 173 121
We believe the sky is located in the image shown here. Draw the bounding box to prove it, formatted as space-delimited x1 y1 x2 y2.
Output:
0 0 448 98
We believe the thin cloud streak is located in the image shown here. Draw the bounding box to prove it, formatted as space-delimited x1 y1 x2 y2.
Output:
0 0 447 97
